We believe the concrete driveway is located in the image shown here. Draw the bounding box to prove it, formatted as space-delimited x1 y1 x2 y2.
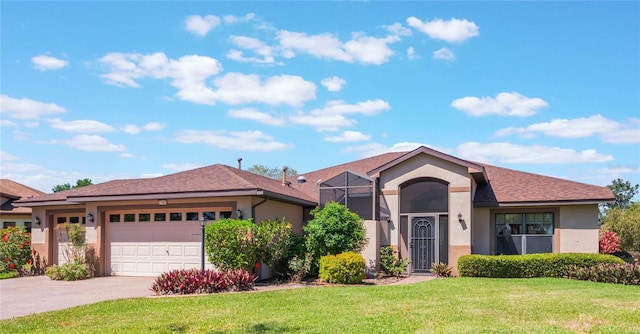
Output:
0 276 155 320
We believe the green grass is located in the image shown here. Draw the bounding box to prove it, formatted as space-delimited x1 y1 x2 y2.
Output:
2 278 639 333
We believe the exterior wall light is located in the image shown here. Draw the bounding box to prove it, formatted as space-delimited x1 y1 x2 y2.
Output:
87 213 94 223
34 217 41 225
236 209 243 219
385 215 391 223
458 213 463 222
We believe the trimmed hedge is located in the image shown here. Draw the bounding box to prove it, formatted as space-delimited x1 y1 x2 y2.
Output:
458 253 624 278
564 263 640 285
319 252 366 284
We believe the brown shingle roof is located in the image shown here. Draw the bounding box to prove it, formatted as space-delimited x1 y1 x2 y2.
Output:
474 163 614 205
16 148 614 208
0 179 45 214
18 165 317 205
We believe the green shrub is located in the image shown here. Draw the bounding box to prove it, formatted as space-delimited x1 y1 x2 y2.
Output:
319 252 366 284
288 253 313 283
255 218 293 272
379 246 408 277
458 253 624 278
564 262 640 285
0 226 32 273
431 262 453 277
304 202 367 273
45 262 89 281
205 219 259 271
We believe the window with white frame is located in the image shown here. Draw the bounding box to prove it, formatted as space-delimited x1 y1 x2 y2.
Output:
495 212 554 255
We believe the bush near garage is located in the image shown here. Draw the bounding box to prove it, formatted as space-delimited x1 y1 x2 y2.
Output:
0 226 32 274
45 262 89 281
205 218 294 273
458 253 624 278
319 252 366 284
150 269 257 295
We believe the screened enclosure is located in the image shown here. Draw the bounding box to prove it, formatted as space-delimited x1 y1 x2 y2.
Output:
319 171 373 219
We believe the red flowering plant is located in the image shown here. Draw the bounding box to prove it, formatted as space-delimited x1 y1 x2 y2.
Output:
0 226 32 273
599 230 621 254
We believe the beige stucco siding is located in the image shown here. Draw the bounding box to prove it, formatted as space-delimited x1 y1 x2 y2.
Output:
471 207 491 254
361 220 379 273
558 205 599 253
253 198 304 233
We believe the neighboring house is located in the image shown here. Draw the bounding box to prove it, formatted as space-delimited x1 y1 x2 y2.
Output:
0 179 45 233
16 146 614 277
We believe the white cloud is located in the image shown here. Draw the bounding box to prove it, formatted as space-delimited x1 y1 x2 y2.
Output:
120 153 135 158
456 142 613 164
161 163 203 171
0 151 19 161
585 166 640 186
12 130 32 140
384 23 412 37
407 17 479 42
184 15 221 37
32 55 69 71
212 73 316 107
321 76 346 92
324 131 371 143
0 95 66 120
143 122 165 131
315 99 390 116
290 99 390 132
277 30 399 65
99 53 316 107
0 119 17 127
496 115 619 138
122 124 141 134
289 113 355 132
601 118 640 144
227 108 285 126
99 52 222 105
227 35 280 65
48 118 116 133
55 135 127 152
175 129 292 152
407 47 420 60
432 47 456 61
343 141 452 157
223 13 256 24
451 92 548 117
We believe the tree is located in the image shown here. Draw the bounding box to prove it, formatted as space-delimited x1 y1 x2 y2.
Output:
247 165 298 180
607 178 639 210
601 202 640 251
52 178 93 193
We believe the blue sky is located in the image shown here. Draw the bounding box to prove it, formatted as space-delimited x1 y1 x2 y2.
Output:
1 1 639 195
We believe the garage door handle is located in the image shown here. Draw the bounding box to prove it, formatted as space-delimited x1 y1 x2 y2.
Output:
166 248 169 255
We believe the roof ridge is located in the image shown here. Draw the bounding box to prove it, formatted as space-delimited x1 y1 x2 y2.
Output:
481 162 609 189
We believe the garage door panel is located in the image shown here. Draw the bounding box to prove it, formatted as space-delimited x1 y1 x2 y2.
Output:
152 246 166 256
168 245 183 256
121 245 137 256
184 246 200 256
137 245 152 256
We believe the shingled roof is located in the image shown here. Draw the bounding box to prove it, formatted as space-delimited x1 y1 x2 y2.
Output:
16 148 614 208
0 179 45 214
474 163 614 206
17 165 317 206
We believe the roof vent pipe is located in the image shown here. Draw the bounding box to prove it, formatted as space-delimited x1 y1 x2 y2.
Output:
297 176 306 183
237 157 242 170
282 166 288 185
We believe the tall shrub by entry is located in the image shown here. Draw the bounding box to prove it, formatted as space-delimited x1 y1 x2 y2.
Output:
304 202 367 273
205 219 259 271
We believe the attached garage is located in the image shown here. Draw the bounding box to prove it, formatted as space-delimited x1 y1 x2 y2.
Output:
106 208 231 276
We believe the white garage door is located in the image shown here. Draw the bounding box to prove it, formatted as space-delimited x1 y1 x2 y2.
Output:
107 209 231 276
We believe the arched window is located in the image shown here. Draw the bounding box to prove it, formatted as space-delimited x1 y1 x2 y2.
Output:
400 178 448 213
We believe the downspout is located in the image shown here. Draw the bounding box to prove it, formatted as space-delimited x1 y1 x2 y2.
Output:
251 195 268 220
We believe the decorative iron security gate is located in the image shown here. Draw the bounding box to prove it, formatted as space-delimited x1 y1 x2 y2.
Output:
411 216 435 272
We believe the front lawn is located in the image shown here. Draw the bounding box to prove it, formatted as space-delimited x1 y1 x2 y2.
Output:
2 278 639 333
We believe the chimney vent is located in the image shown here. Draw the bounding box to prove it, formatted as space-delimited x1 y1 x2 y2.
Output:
282 166 288 185
237 157 242 169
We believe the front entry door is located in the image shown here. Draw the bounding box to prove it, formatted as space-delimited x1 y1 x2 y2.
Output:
411 216 436 273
